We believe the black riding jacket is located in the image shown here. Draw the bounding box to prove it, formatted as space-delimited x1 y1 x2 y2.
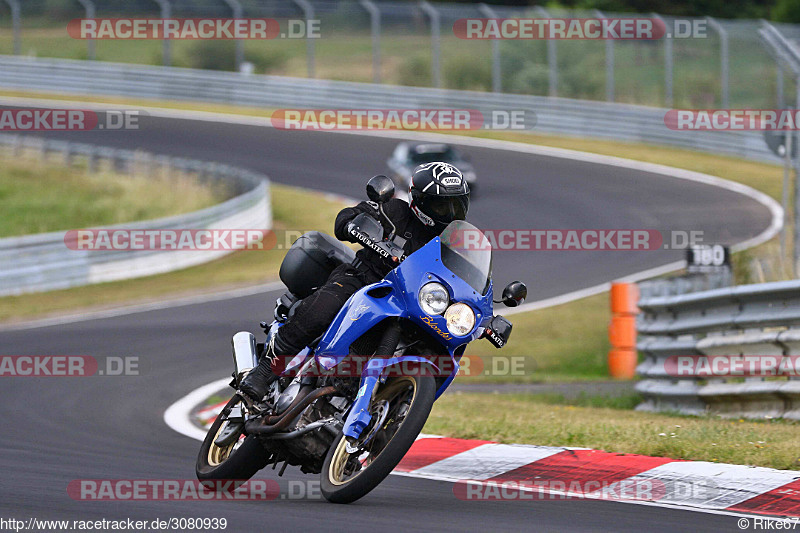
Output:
334 198 438 280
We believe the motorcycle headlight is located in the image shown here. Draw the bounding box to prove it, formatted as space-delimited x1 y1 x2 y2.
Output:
419 282 449 315
444 303 476 336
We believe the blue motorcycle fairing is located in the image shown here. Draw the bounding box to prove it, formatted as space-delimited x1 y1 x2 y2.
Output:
343 354 440 439
315 237 494 364
313 280 405 368
270 235 495 441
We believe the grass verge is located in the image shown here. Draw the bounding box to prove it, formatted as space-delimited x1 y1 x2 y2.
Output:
0 154 219 238
0 184 346 323
425 392 800 470
464 292 613 382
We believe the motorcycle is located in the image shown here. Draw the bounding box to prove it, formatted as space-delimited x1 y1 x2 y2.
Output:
195 175 527 504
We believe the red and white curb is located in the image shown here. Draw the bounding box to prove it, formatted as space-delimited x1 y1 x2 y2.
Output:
165 382 800 519
394 436 800 518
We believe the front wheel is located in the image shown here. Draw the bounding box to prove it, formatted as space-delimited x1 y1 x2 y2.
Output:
196 395 269 483
320 374 436 504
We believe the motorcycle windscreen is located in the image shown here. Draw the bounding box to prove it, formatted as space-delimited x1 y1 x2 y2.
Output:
439 220 492 295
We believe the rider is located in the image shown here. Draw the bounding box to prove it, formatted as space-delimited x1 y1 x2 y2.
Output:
237 161 471 406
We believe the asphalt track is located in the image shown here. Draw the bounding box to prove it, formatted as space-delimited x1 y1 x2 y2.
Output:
0 111 775 531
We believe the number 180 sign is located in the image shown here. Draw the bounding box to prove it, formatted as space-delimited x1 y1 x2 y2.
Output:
686 244 730 272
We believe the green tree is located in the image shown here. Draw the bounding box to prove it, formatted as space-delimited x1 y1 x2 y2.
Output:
774 0 800 22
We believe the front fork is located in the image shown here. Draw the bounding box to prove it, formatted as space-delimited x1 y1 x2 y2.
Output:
341 320 438 440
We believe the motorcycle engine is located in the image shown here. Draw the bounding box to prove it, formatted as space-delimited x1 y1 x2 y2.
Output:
283 395 349 474
274 380 300 413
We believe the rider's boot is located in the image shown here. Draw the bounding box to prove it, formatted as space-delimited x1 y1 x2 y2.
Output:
237 334 289 408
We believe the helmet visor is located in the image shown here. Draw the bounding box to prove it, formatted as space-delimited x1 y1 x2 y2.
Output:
420 194 469 224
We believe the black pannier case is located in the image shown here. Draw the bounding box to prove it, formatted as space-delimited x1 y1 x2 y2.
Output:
279 231 356 298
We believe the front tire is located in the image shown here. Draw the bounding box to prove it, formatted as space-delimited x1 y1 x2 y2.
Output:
320 375 436 504
196 395 269 483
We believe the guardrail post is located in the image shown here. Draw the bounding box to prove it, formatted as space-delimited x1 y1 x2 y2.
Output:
609 282 639 378
3 0 21 55
652 14 673 107
478 3 501 93
782 127 792 261
87 146 97 173
533 6 557 97
63 142 72 166
221 0 244 72
76 0 96 60
706 17 729 109
359 0 381 84
11 134 21 157
594 10 614 102
292 0 315 79
151 0 172 66
419 1 441 89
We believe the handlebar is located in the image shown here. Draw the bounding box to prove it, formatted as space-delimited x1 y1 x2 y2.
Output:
347 222 406 263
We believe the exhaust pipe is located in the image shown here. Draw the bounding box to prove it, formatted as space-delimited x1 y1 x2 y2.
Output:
231 331 258 384
245 386 338 436
264 417 340 440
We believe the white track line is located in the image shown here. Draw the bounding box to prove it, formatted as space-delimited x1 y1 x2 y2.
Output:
163 377 231 442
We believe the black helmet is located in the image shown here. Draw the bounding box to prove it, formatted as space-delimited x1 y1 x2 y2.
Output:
409 162 470 233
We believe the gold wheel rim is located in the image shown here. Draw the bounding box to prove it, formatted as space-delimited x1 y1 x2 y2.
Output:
327 376 418 486
207 416 241 467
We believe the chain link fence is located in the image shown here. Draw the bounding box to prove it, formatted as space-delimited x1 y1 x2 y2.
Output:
0 1 795 109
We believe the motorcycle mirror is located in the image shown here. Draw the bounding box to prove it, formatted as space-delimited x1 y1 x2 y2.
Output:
500 281 527 307
367 175 395 204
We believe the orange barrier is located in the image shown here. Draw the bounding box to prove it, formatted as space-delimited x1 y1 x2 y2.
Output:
608 282 639 379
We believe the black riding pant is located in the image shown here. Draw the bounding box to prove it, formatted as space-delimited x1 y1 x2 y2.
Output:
275 264 378 354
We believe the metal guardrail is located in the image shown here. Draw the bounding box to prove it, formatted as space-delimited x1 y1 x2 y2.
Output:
636 279 800 419
760 22 800 76
0 55 781 165
0 134 271 296
638 271 733 299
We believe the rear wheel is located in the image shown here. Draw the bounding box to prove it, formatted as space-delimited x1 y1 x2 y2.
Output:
320 374 436 504
196 395 269 483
